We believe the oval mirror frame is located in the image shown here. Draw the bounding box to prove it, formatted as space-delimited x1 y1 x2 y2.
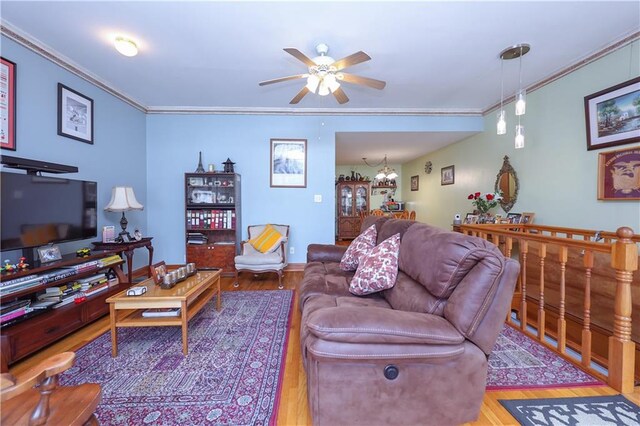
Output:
495 155 519 213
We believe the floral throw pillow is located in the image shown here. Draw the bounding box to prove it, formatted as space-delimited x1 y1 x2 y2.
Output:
349 233 401 296
340 225 378 271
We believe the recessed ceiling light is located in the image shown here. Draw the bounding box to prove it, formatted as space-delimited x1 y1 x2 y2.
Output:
114 36 138 57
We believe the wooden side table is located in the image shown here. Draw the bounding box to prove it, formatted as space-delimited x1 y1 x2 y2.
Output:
92 237 154 283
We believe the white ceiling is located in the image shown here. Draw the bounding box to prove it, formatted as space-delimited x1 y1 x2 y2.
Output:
1 1 639 162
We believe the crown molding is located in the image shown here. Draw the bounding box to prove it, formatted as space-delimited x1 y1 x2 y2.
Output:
483 30 640 114
1 21 147 113
2 20 638 117
144 106 483 116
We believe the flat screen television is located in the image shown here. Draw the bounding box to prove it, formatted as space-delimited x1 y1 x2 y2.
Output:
1 172 97 251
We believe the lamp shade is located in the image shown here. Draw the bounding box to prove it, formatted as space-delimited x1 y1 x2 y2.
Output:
104 186 143 212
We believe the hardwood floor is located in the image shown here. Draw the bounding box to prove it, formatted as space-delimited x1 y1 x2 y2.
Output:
9 271 639 425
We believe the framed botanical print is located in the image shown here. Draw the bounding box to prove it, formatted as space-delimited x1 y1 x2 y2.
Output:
585 77 640 150
410 175 419 191
441 165 455 185
58 83 94 144
0 57 16 151
270 138 307 188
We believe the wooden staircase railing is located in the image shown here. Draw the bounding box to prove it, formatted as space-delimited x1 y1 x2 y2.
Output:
460 223 639 393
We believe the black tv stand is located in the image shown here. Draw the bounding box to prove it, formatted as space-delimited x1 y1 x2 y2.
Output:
0 155 78 174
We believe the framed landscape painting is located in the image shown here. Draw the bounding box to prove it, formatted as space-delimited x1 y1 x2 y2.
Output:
597 146 640 200
585 77 640 150
270 138 307 188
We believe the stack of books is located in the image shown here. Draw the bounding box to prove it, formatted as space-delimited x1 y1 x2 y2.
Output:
99 255 123 267
0 299 33 326
77 273 109 297
0 274 45 296
142 307 181 317
187 233 207 245
38 281 83 309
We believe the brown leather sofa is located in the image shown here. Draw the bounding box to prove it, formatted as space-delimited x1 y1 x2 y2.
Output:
298 216 520 425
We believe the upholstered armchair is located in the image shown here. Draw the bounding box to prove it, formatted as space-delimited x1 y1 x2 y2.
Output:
234 224 289 289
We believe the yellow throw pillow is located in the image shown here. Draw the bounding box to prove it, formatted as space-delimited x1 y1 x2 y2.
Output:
249 224 284 253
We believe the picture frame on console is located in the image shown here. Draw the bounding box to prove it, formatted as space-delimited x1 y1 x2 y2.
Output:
270 138 307 188
0 57 16 151
58 83 94 144
597 146 640 200
584 77 640 151
37 245 62 263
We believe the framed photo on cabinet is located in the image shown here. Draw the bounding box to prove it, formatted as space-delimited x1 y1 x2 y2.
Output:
58 83 94 144
597 146 640 200
585 77 640 150
270 138 307 188
0 57 16 151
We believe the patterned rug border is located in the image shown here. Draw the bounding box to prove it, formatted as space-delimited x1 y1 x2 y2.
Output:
66 289 295 425
499 394 640 426
485 324 604 391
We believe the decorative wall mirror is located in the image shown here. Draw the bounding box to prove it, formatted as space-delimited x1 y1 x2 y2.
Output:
495 155 519 213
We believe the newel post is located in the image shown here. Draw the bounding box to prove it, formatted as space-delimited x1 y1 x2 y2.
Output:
608 226 638 393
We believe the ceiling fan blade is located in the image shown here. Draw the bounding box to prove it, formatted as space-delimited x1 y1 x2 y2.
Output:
333 87 349 104
333 51 371 70
340 73 386 90
283 48 316 67
290 87 310 104
259 74 307 86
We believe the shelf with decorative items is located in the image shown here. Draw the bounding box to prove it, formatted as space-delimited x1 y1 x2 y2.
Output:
184 172 241 276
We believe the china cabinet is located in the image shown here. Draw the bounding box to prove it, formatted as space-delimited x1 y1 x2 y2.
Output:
336 181 370 240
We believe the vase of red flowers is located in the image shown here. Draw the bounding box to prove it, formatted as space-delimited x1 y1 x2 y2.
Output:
467 191 502 222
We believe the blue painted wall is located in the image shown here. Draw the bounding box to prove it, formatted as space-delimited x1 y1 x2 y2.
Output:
146 114 483 263
0 36 147 266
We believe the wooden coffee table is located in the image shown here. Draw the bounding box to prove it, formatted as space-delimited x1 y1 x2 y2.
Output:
106 269 221 357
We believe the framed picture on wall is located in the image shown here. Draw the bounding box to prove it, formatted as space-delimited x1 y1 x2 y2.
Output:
410 175 419 191
441 165 455 185
270 138 307 188
0 57 16 151
597 146 640 200
584 77 640 150
58 83 94 144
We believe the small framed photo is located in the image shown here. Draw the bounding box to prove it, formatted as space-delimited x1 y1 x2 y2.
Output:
441 165 455 185
58 83 94 144
37 245 62 263
120 233 131 243
464 213 479 224
585 77 640 150
410 175 419 191
151 261 167 285
270 138 307 188
0 57 16 151
522 212 536 224
507 213 522 224
597 146 640 200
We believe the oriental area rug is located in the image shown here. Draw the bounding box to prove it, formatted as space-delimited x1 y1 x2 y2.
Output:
60 290 294 425
499 395 640 426
486 325 602 390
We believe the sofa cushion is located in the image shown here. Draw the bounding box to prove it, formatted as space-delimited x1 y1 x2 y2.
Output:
377 219 416 245
382 271 446 315
307 307 464 345
349 233 400 296
340 224 377 271
249 224 285 253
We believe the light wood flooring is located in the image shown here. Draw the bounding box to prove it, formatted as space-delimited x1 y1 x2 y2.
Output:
9 271 640 425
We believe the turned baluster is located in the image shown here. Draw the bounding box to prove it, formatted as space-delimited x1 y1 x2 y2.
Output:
557 246 568 353
608 227 637 393
538 243 547 340
582 250 594 368
520 240 528 332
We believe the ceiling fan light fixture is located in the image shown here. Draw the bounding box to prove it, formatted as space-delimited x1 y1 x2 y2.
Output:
306 74 320 93
114 36 138 57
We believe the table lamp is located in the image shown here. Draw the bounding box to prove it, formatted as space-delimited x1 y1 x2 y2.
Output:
104 186 143 240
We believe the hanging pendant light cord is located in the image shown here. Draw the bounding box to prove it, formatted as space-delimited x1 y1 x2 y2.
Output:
500 59 504 110
518 45 523 92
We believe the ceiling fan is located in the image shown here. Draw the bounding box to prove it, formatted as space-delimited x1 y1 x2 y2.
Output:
259 43 386 105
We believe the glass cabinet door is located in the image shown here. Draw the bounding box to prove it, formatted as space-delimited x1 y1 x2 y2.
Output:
355 185 368 215
340 185 353 217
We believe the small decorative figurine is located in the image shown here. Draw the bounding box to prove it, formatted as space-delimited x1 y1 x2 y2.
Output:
195 151 205 173
17 257 29 270
133 229 143 241
76 248 91 257
3 259 16 273
223 158 235 173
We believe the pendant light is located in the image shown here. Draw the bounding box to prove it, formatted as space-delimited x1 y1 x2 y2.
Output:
498 43 530 148
496 59 506 135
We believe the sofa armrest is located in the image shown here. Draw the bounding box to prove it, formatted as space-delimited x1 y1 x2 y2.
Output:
307 244 347 263
307 307 464 345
